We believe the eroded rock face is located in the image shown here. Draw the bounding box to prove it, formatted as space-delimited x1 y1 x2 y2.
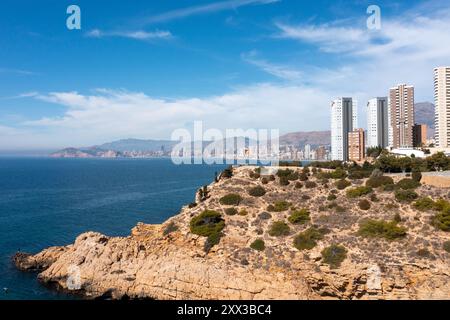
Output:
14 166 450 300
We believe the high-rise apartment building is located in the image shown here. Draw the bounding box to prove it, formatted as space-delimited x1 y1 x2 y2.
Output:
348 128 365 162
367 97 389 148
413 124 427 147
434 66 450 147
389 84 415 148
331 97 358 161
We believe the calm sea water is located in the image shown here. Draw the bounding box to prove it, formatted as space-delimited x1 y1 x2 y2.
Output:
0 158 226 300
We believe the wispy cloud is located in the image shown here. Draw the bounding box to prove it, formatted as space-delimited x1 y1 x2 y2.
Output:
0 68 38 76
86 29 172 40
241 51 302 81
140 0 280 24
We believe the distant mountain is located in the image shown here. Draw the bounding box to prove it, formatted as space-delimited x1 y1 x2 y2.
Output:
98 138 176 152
415 102 435 138
280 131 330 148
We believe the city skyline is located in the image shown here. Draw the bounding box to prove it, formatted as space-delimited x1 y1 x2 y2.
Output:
1 1 450 150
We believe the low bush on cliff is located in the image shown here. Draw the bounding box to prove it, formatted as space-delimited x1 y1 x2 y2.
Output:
295 182 303 189
305 181 317 189
335 179 351 190
413 197 435 211
248 186 266 197
432 209 450 231
395 190 418 203
321 245 347 269
366 175 394 188
267 201 291 212
293 227 327 250
396 178 421 190
288 209 311 225
443 241 450 253
219 193 242 205
163 222 178 236
279 176 290 186
327 194 337 201
357 219 407 240
190 210 225 248
358 199 371 210
250 239 265 251
224 207 238 216
346 186 372 198
268 221 290 237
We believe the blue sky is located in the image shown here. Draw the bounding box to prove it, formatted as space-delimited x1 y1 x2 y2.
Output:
0 0 449 150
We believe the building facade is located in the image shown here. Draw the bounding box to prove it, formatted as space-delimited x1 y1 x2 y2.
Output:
367 97 389 148
389 84 415 148
434 66 450 148
413 124 427 147
348 128 365 162
331 97 358 161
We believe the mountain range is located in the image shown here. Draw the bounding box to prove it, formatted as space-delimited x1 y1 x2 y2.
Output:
50 102 435 157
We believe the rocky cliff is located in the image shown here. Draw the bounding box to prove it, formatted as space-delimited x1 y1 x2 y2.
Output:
14 166 450 300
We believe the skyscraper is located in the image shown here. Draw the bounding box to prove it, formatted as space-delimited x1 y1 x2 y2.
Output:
367 97 389 148
389 84 415 148
348 128 365 162
434 66 450 148
331 97 358 161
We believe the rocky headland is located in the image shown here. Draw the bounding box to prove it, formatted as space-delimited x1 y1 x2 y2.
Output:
14 165 450 299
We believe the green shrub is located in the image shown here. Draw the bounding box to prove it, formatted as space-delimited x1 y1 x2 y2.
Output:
258 212 272 220
366 175 394 188
443 241 450 253
305 181 317 189
346 186 372 198
393 213 402 223
383 184 395 191
370 193 379 202
250 239 265 251
335 205 346 213
221 166 233 178
225 207 238 216
335 179 351 190
219 193 242 205
295 182 303 189
329 168 347 179
268 221 290 237
293 227 327 250
190 210 225 248
279 176 290 186
432 208 450 231
163 222 178 236
288 209 310 224
248 186 266 197
321 245 347 268
412 170 422 182
299 172 309 181
357 219 407 240
277 168 293 178
238 209 248 216
396 178 421 190
416 248 431 258
287 172 299 181
261 177 268 184
358 199 371 210
301 195 311 200
395 190 418 202
413 197 435 211
327 194 337 201
267 201 291 212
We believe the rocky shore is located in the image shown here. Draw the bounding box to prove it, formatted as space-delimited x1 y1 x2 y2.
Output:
14 166 450 299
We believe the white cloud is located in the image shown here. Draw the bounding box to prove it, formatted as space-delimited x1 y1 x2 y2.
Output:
140 0 280 24
241 51 302 81
1 85 330 149
86 29 172 40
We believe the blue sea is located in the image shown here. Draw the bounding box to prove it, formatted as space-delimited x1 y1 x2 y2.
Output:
0 158 226 300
